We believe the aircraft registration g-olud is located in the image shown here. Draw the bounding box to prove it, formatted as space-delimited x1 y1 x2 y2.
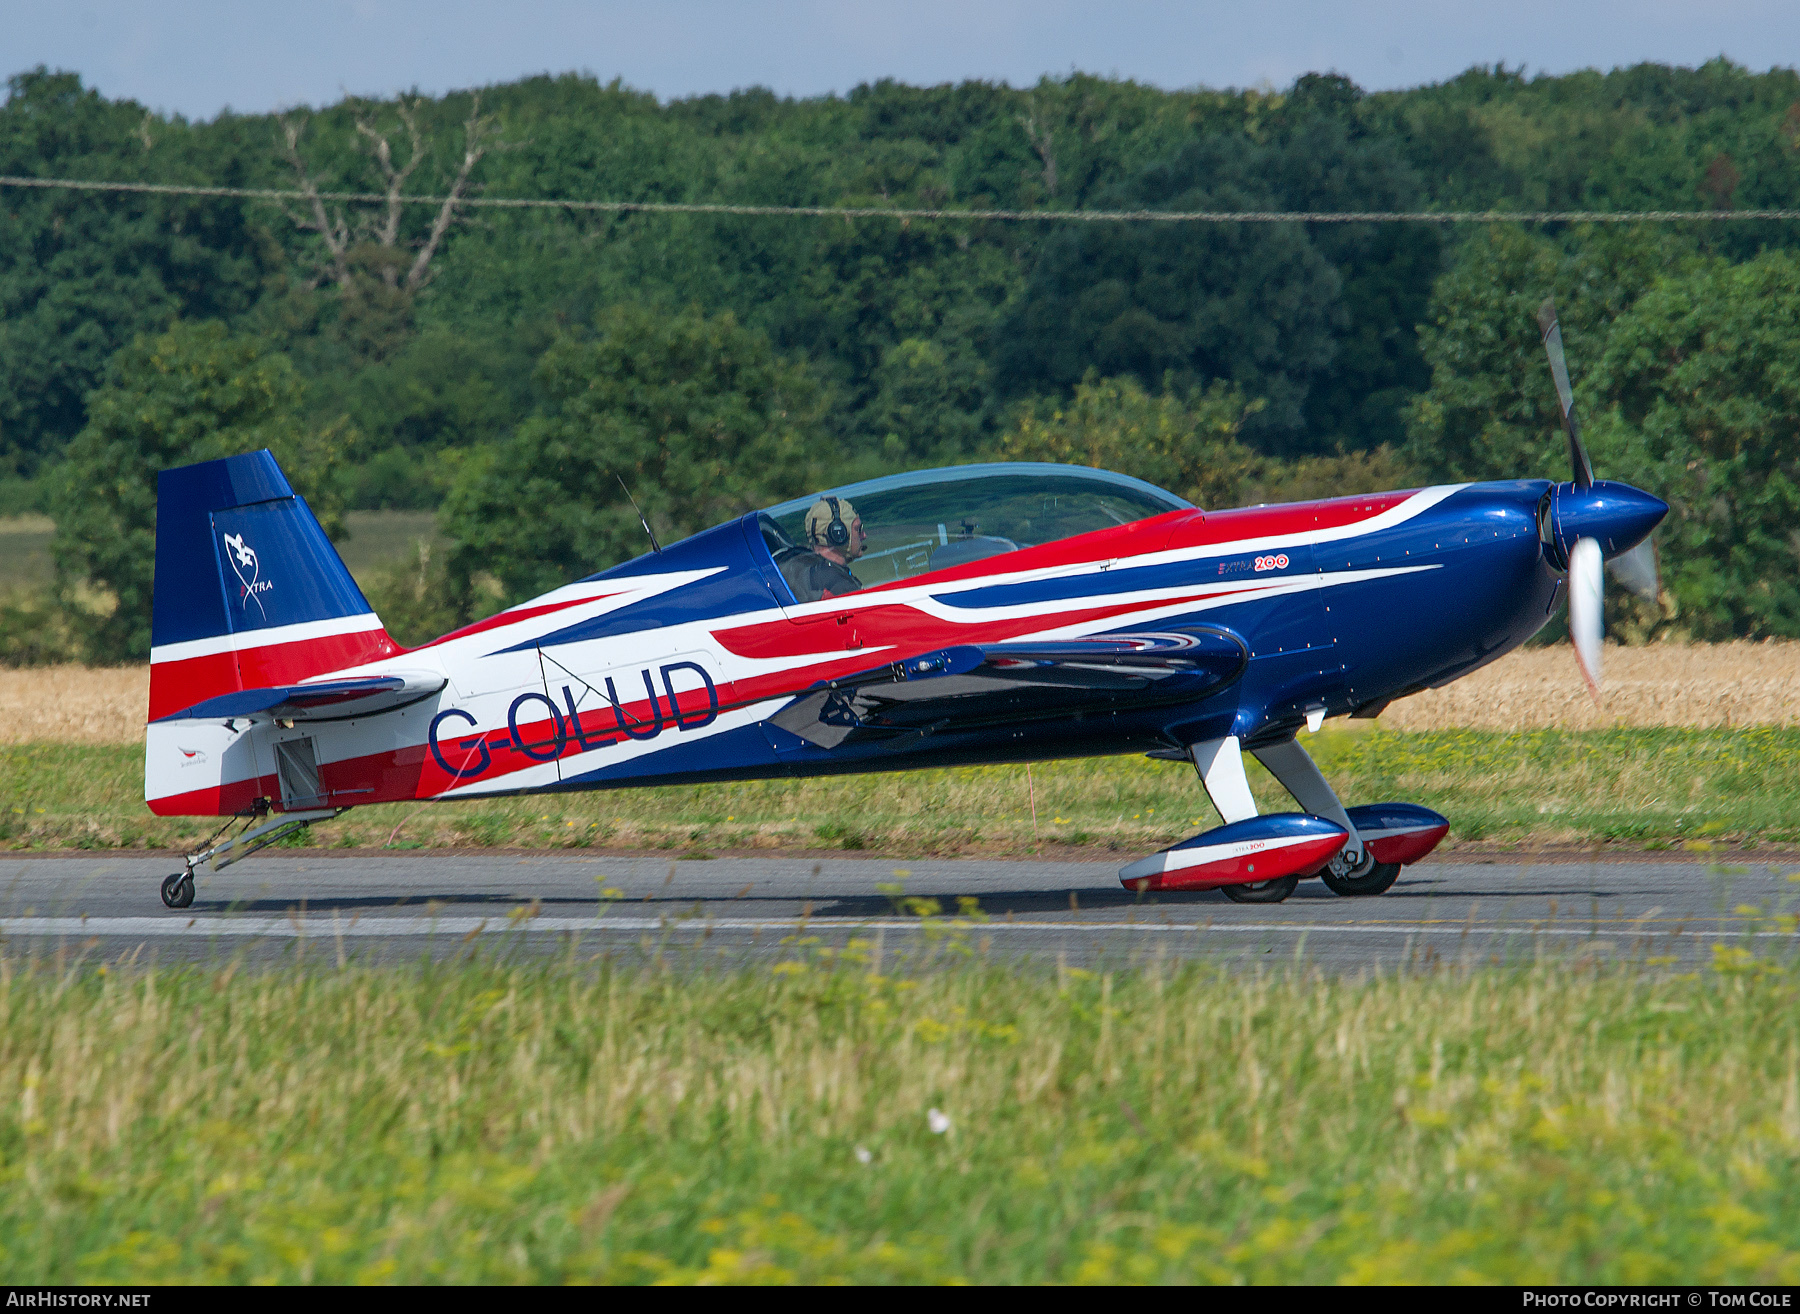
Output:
145 303 1666 909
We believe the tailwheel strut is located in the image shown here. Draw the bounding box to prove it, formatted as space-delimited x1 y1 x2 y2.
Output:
160 804 346 910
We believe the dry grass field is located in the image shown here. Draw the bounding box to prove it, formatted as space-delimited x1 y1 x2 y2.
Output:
1381 640 1800 731
0 665 148 744
3 641 1794 745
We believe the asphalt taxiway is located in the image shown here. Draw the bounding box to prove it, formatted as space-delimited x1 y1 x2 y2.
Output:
0 851 1793 971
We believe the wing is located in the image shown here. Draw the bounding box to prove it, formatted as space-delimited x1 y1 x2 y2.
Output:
769 627 1247 749
153 672 448 724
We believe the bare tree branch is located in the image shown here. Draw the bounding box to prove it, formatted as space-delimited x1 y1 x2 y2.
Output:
278 114 354 292
406 93 498 291
354 96 427 282
1020 99 1058 199
276 94 506 304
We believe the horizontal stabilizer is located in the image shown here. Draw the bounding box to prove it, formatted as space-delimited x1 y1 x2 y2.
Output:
771 627 1247 749
154 673 447 723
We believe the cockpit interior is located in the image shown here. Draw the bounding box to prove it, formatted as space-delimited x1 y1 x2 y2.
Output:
756 463 1192 602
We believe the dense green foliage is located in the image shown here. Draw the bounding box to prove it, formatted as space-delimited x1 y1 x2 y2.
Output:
995 75 1440 453
441 303 825 603
47 322 349 661
994 372 1418 511
7 58 1800 651
1408 230 1800 638
0 74 266 467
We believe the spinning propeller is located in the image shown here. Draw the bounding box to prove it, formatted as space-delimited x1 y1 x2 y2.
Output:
1536 300 1664 703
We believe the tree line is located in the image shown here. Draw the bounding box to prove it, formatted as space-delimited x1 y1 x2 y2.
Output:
3 59 1799 659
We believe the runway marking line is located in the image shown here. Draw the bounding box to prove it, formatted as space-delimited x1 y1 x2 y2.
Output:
0 916 1791 940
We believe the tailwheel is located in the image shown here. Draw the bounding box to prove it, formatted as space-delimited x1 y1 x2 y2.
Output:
160 871 195 910
155 805 345 911
1320 851 1401 897
1220 873 1300 904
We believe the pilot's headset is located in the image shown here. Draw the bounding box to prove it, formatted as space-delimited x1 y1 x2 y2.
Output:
807 496 855 550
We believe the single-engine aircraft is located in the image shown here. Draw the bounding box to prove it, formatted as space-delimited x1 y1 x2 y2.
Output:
145 302 1666 909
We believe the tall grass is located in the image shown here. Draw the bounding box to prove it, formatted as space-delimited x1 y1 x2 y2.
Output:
0 947 1796 1283
5 728 1800 853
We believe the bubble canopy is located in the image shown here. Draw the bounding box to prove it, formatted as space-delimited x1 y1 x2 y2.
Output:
757 463 1192 601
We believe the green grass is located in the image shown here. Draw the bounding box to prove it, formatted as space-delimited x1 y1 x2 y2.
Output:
0 949 1797 1283
7 727 1800 853
335 510 443 580
0 516 55 591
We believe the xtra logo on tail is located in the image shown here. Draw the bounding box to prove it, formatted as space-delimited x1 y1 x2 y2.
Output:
222 530 274 617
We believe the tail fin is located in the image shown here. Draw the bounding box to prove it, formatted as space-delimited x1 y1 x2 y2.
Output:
148 450 400 722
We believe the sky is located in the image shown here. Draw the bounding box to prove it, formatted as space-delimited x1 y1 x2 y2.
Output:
5 0 1799 120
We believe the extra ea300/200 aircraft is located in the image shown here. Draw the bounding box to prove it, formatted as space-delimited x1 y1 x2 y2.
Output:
145 302 1666 910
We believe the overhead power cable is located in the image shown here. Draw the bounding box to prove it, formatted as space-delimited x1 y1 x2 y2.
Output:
1 173 1796 223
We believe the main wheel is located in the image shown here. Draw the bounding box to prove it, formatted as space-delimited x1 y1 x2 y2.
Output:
160 872 195 910
1320 855 1401 897
1220 873 1300 904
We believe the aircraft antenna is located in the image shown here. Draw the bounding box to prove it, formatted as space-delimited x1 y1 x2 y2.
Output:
614 473 662 554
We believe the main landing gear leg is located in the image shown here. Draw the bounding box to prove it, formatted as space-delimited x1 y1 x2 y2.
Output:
1123 737 1353 899
1189 736 1260 825
160 806 346 910
1249 738 1398 897
1188 737 1299 905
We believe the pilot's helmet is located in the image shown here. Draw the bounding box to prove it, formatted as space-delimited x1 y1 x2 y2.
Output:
804 496 860 551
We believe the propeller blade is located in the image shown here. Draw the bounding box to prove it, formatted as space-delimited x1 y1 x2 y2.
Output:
1568 535 1604 704
1538 299 1596 489
1607 538 1661 605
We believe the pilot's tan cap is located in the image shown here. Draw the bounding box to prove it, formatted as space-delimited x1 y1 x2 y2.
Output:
804 496 859 546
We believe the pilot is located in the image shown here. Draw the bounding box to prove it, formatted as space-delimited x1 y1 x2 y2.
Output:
780 495 867 602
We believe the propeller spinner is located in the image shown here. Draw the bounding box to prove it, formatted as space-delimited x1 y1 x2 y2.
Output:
1536 299 1667 703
